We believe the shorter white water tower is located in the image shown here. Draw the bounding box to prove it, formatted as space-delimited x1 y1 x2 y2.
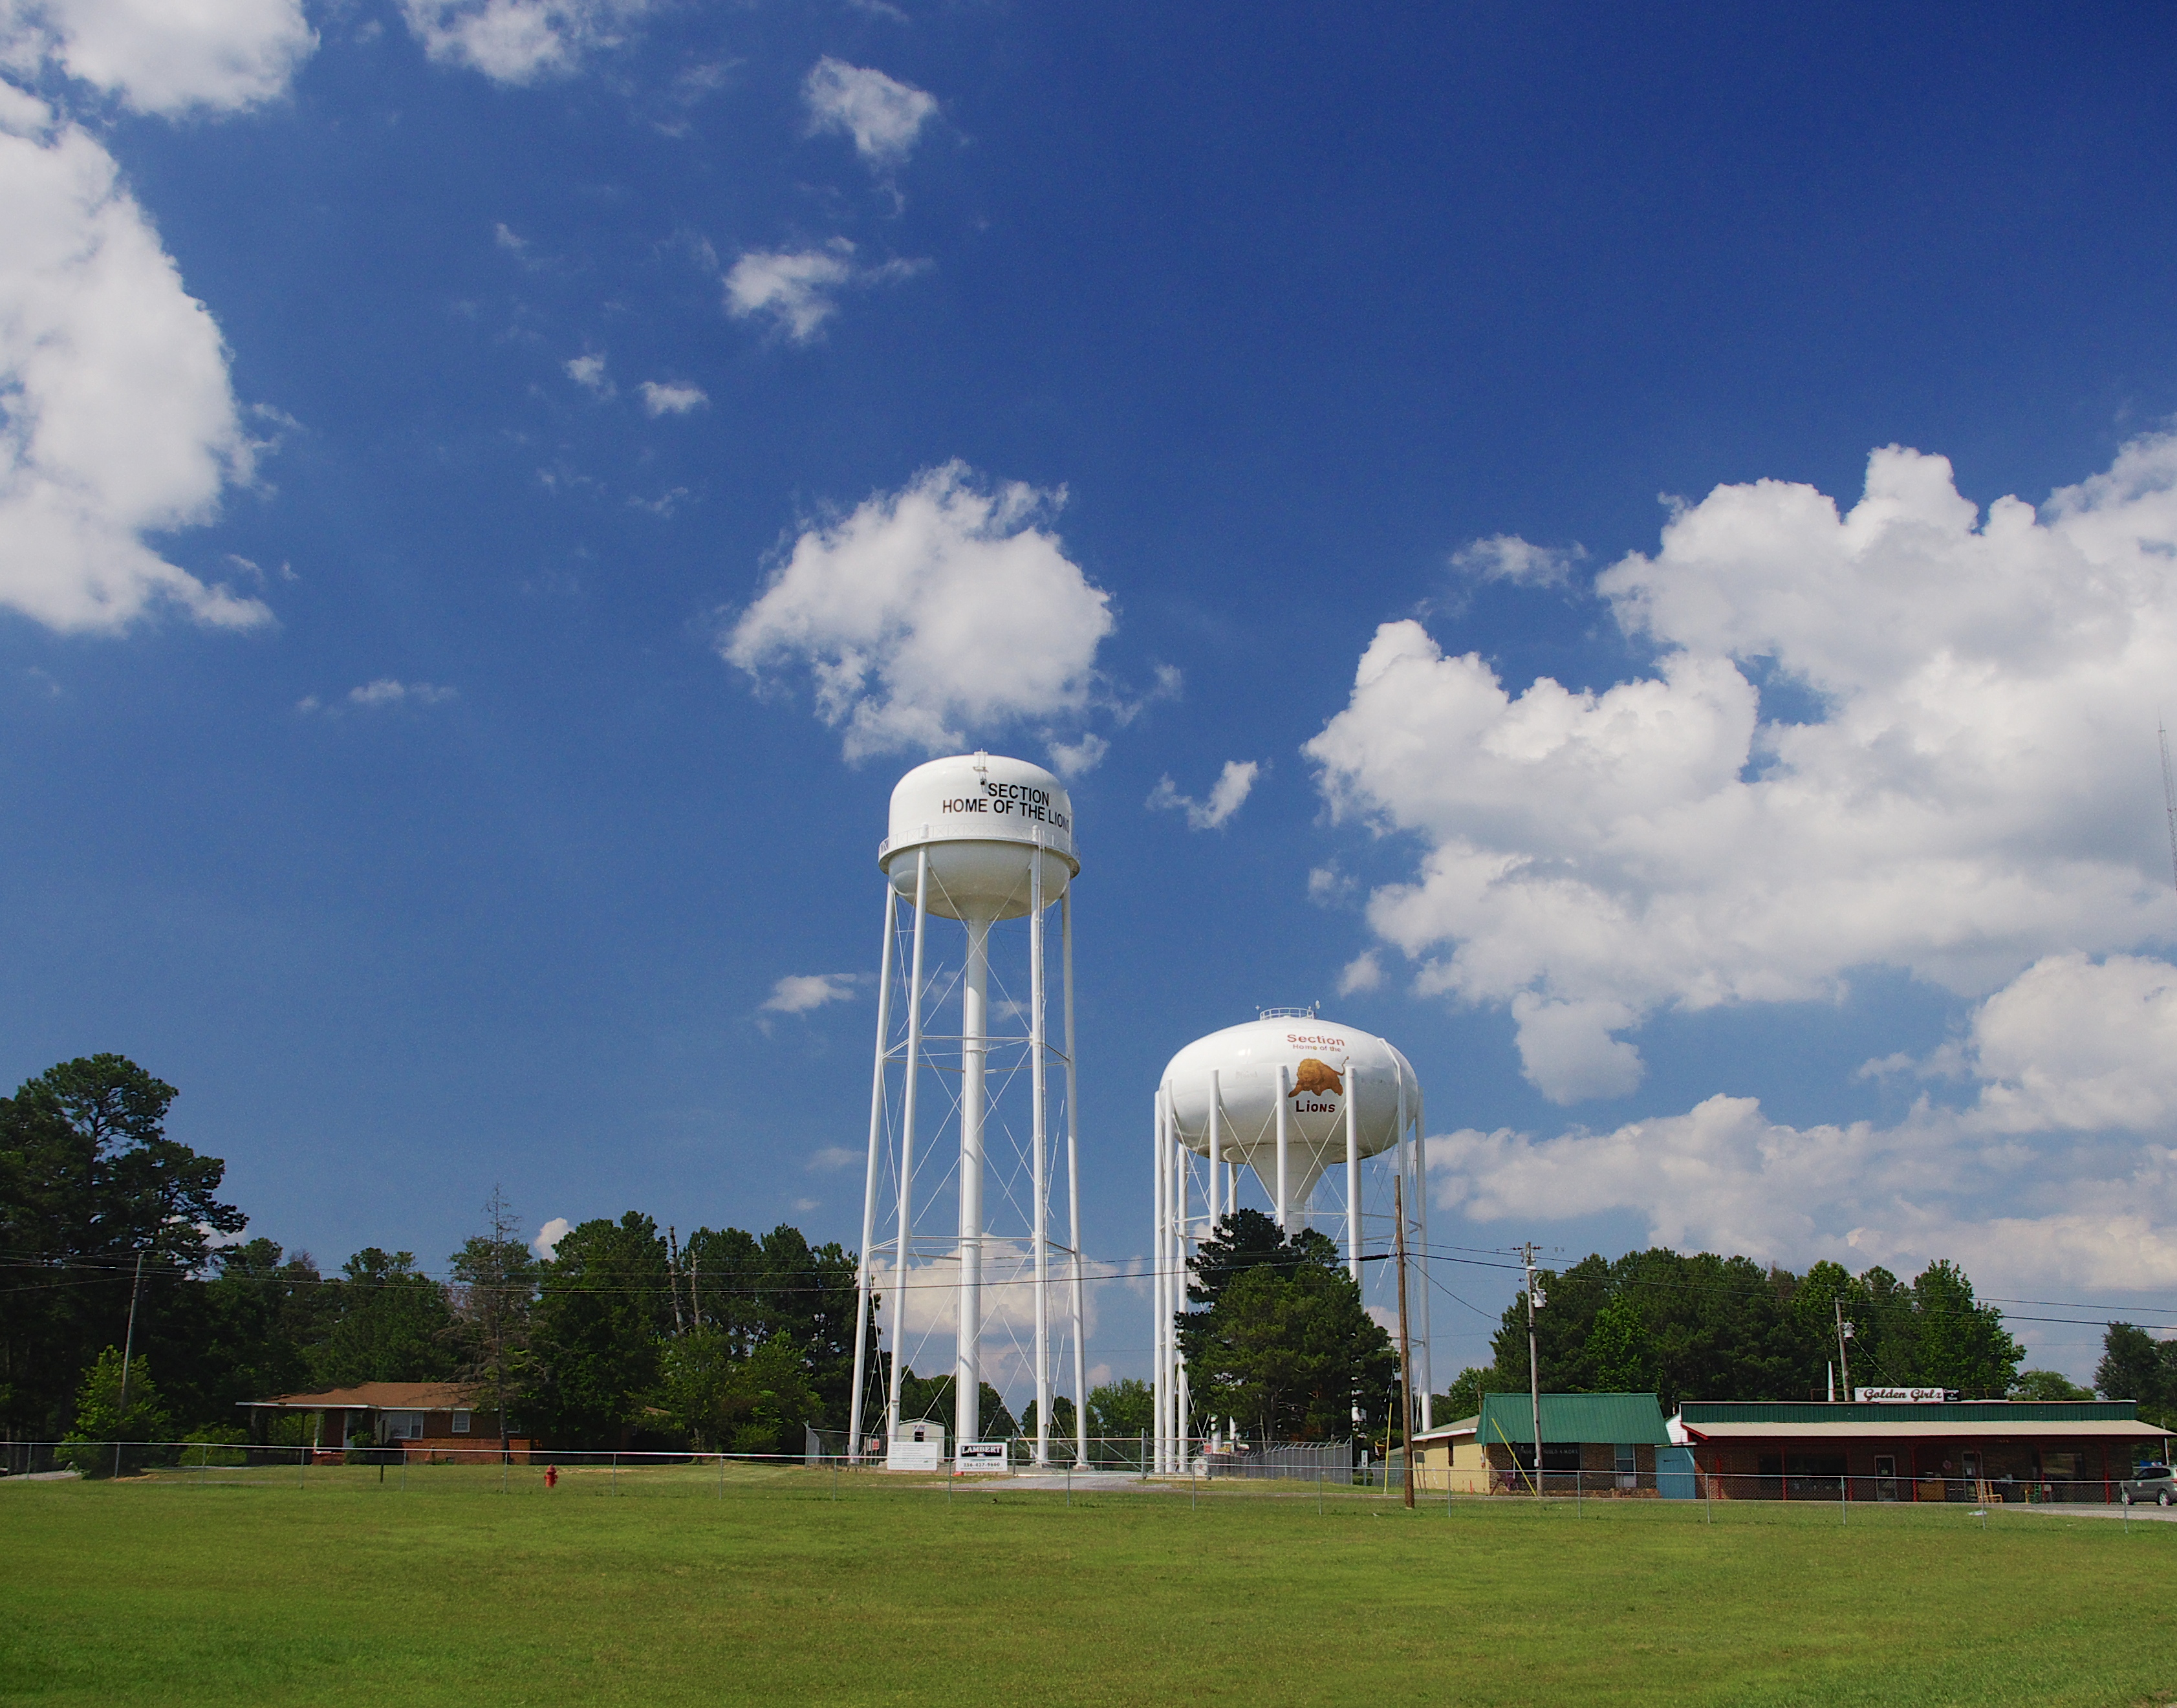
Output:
1150 1008 1429 1473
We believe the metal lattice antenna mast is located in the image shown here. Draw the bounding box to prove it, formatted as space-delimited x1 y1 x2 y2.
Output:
2161 720 2177 896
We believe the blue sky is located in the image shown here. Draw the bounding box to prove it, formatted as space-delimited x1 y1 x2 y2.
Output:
4 0 2176 1392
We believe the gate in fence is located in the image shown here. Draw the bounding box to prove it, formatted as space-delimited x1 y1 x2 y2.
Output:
1202 1441 1352 1484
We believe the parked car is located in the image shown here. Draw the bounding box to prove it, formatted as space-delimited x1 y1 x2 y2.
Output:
2119 1464 2173 1506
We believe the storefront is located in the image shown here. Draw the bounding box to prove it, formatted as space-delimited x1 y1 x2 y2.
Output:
1672 1400 2170 1502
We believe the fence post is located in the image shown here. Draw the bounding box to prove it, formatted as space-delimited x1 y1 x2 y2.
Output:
611 1451 617 1495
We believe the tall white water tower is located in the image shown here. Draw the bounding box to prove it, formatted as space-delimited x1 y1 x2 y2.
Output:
1150 1011 1429 1473
849 752 1088 1469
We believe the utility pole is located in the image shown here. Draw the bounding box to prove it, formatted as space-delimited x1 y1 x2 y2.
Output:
1394 1175 1414 1510
1834 1300 1854 1399
1524 1243 1544 1495
113 1246 146 1481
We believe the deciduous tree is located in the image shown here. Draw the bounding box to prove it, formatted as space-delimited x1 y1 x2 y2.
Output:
530 1213 672 1446
309 1249 457 1387
1087 1378 1152 1437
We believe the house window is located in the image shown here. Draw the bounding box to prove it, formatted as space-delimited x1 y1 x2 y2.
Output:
451 1410 471 1435
383 1411 424 1441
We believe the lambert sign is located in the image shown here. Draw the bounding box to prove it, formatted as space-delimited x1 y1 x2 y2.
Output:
1854 1387 1960 1404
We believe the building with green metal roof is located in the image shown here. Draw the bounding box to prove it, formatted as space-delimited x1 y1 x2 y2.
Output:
1413 1392 1673 1495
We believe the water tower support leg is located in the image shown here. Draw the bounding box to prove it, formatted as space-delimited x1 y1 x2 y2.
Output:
1149 1092 1167 1462
1413 1086 1433 1432
956 916 990 1456
1031 852 1050 1467
1275 1066 1290 1235
1208 1071 1222 1231
1064 893 1087 1469
850 888 897 1464
1345 1086 1360 1281
887 850 930 1444
1166 1092 1181 1471
1165 1090 1183 1471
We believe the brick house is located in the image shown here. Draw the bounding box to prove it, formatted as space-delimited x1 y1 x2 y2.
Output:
240 1381 532 1464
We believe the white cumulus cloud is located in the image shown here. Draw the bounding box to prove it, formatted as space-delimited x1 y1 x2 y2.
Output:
531 1216 571 1259
1338 951 1382 995
1450 533 1585 587
347 678 456 708
723 241 924 343
1309 436 2177 1103
0 0 314 634
722 460 1115 762
563 352 611 395
398 0 647 84
1429 955 2177 1299
866 1242 1101 1396
0 98 268 632
1 0 315 115
1046 731 1109 778
803 57 937 166
1960 953 2177 1135
763 972 863 1014
1149 759 1260 830
638 379 706 417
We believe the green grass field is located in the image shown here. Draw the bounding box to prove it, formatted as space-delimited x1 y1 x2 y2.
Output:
3 1464 2172 1707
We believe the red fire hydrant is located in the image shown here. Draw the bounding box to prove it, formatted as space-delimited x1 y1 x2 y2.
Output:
544 1464 559 1489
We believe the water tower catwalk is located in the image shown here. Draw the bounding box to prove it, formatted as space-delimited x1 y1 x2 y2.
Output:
849 752 1088 1469
1151 1013 1430 1475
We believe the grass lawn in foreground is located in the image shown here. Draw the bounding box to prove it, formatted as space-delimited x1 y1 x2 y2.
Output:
1 1464 2172 1707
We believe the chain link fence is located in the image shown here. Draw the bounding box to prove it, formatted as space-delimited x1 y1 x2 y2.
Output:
10 1442 2167 1527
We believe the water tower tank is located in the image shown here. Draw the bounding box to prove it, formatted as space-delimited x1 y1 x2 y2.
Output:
882 752 1078 922
1161 1014 1413 1210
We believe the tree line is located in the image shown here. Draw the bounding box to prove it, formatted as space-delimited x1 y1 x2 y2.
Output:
1 1054 1160 1463
9 1055 2167 1461
1434 1244 2169 1426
